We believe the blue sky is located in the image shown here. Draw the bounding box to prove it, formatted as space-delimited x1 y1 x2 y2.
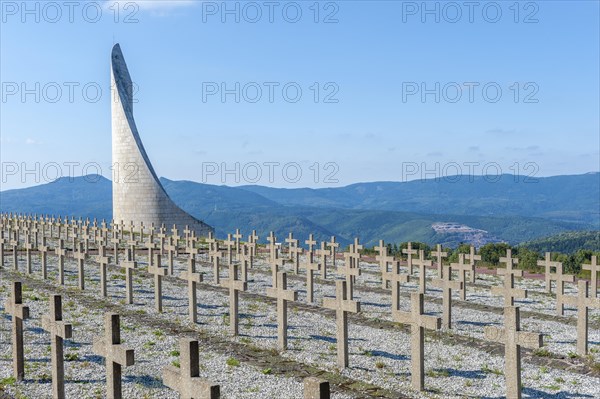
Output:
1 0 599 189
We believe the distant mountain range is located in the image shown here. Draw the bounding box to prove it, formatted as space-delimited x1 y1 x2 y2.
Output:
1 173 598 248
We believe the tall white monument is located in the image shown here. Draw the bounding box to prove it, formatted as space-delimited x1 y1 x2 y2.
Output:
111 43 213 236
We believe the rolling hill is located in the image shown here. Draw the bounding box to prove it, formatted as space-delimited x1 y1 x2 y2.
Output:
1 174 596 248
239 173 600 226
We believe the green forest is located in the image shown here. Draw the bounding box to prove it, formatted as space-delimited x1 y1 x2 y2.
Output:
359 231 600 277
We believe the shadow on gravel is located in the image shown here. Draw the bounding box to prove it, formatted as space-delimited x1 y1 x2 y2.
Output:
521 388 595 398
66 378 104 384
369 350 407 361
466 294 490 299
442 368 486 379
22 357 49 363
162 295 185 301
27 326 45 334
248 334 277 340
239 313 266 320
123 374 163 388
456 320 499 327
75 354 104 364
478 389 595 399
308 334 336 343
20 377 51 384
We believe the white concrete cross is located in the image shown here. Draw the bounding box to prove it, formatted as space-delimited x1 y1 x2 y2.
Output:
23 233 33 274
110 228 121 265
220 262 247 336
323 280 360 369
491 249 527 306
238 244 252 282
582 256 599 298
162 338 220 399
340 249 361 300
145 234 158 267
305 251 321 303
207 233 223 284
233 228 243 255
375 240 389 287
326 236 339 268
224 233 236 265
164 236 178 275
10 230 19 271
73 242 87 290
127 221 138 261
484 306 543 399
149 254 169 312
550 262 575 316
248 230 259 257
450 254 471 301
0 229 6 267
431 265 463 328
289 240 303 274
38 236 50 279
538 252 561 293
393 292 441 391
316 241 330 279
5 281 30 381
464 246 480 283
178 247 203 323
92 313 135 399
267 231 277 262
96 244 111 297
382 259 410 313
305 234 317 254
266 271 298 350
270 248 286 289
402 242 418 274
285 232 296 259
116 247 135 303
41 295 72 399
412 250 432 294
430 244 448 279
563 280 600 355
55 239 67 285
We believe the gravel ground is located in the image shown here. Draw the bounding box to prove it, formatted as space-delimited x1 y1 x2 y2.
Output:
1 239 599 399
0 277 356 399
220 253 600 364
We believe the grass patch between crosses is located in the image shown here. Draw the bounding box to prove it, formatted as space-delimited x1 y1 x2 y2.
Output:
426 368 450 378
481 364 503 375
533 347 552 357
226 357 240 367
0 376 16 389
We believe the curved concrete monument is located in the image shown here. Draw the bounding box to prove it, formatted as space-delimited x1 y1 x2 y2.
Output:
111 43 213 236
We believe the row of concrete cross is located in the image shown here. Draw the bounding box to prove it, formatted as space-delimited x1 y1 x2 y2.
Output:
3 281 331 399
1 214 599 399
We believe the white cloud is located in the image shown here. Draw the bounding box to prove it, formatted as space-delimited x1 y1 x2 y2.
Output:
25 138 43 145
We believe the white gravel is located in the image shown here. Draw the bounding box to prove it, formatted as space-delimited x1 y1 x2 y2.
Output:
1 238 599 399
